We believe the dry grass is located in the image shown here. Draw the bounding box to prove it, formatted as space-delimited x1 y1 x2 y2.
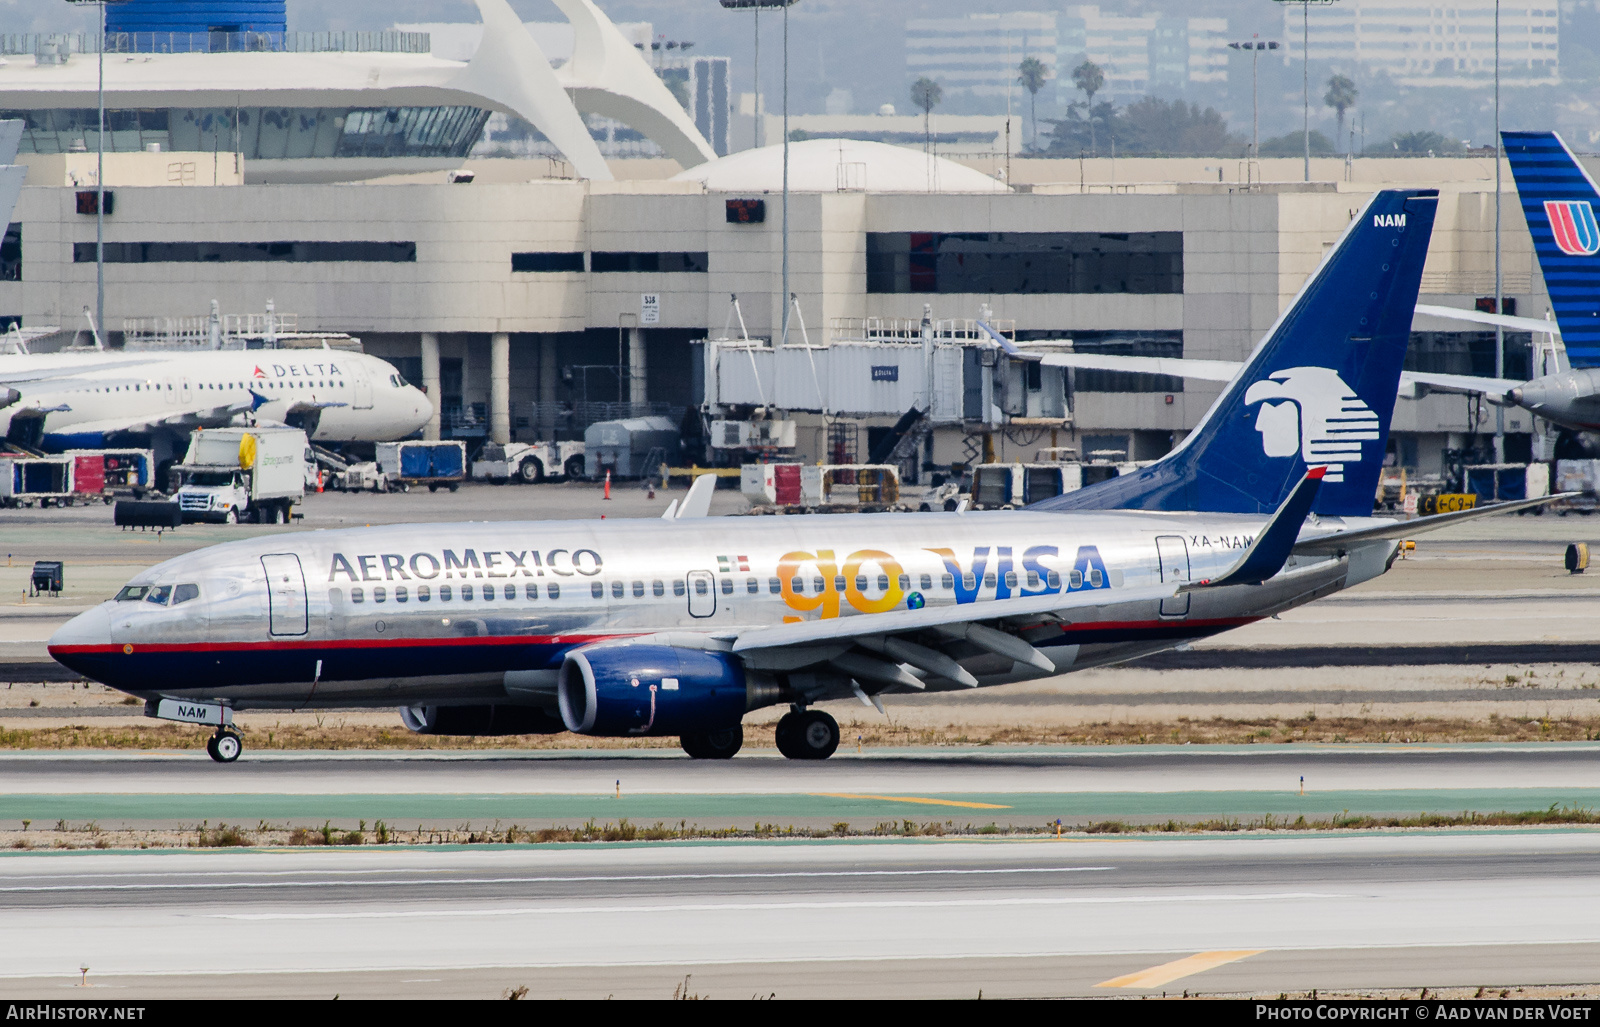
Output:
4 712 1600 751
8 805 1600 852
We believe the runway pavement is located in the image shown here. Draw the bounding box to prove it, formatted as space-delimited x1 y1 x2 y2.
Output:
4 743 1600 829
3 831 1600 998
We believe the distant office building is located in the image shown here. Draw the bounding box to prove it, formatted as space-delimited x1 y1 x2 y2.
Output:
660 56 731 157
1056 7 1229 104
1281 0 1558 87
105 0 287 52
905 13 1058 102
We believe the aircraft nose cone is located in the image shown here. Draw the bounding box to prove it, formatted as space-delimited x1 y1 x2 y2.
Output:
47 604 115 681
1507 387 1524 406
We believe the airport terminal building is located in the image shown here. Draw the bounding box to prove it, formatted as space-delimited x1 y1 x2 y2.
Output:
0 1 1548 478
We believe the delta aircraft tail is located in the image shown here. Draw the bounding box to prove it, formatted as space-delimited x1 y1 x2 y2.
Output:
1036 188 1439 518
1503 131 1600 367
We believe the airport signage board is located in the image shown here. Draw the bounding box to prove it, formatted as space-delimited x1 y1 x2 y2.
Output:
641 294 660 325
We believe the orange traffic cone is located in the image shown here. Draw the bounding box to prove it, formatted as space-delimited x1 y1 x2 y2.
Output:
603 470 612 500
316 469 324 494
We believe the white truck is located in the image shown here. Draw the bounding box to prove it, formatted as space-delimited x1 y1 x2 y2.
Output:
174 427 308 525
472 440 586 484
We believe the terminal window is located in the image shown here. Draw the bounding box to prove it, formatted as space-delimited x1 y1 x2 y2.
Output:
0 224 17 282
74 241 416 263
512 252 585 273
865 232 1182 295
1045 331 1186 394
590 252 709 273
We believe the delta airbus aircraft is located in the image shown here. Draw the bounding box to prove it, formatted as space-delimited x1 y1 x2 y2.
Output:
0 348 431 454
49 189 1558 763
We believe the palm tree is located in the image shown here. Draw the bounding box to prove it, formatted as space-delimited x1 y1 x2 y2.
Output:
910 76 943 154
1324 74 1358 154
1071 60 1105 153
1017 56 1048 151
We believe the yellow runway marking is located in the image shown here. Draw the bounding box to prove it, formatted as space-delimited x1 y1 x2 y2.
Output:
1095 950 1264 988
811 792 1012 810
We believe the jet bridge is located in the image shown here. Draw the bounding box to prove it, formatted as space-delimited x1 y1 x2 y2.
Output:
699 311 1070 426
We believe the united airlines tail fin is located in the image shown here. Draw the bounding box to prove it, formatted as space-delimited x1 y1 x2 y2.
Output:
1503 131 1600 367
1036 188 1438 518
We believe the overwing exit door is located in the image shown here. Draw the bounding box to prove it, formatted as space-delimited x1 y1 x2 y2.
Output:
261 553 309 635
685 570 716 618
1155 536 1190 617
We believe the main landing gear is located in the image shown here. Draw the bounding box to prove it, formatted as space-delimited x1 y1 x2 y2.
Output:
775 708 840 760
680 725 743 759
206 728 243 763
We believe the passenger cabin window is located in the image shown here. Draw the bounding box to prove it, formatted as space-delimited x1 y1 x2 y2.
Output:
440 585 452 601
351 587 365 603
611 581 624 598
769 578 781 594
1047 571 1061 590
504 584 515 600
920 574 933 591
694 578 709 596
145 585 172 605
592 582 604 598
395 586 408 603
746 578 759 594
373 586 386 603
172 583 200 605
547 583 560 599
673 581 685 597
418 585 431 602
461 584 473 600
1070 570 1083 588
652 580 664 597
879 574 891 591
720 578 733 595
1004 572 1017 589
633 581 645 597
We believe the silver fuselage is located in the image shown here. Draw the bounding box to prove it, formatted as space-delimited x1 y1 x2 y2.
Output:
49 509 1399 712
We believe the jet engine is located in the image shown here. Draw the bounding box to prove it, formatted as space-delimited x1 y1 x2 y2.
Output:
399 703 565 736
558 644 778 737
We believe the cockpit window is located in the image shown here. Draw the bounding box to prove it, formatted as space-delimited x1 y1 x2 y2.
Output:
145 585 173 605
115 585 149 602
172 583 200 605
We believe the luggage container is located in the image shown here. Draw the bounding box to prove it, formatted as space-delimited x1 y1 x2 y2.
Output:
67 449 155 502
377 440 466 492
0 455 73 507
584 416 679 479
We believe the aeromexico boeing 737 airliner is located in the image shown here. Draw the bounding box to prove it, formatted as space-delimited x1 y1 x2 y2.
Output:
49 189 1557 763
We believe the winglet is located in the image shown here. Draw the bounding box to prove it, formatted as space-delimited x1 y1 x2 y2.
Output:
1185 467 1325 591
674 473 716 519
660 498 680 520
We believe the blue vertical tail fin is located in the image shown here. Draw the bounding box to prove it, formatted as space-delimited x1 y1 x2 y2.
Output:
1503 131 1600 367
1036 188 1438 518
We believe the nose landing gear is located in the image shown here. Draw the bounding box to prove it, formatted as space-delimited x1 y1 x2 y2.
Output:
205 728 243 763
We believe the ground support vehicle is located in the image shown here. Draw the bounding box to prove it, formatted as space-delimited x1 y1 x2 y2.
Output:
67 449 155 504
472 441 585 484
174 427 307 525
741 463 903 513
378 440 466 493
0 455 73 508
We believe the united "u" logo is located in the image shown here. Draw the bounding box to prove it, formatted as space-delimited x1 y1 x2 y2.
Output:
1545 200 1600 256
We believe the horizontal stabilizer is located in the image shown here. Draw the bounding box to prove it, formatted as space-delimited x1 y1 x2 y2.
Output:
1293 493 1577 554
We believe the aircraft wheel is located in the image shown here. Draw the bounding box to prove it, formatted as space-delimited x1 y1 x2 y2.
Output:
680 725 743 759
428 483 439 493
519 457 544 484
224 507 238 525
777 710 839 760
564 456 586 480
208 730 242 763
447 483 459 493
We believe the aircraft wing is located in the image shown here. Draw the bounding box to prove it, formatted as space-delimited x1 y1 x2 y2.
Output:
725 470 1323 701
1041 353 1522 399
1038 353 1240 381
56 400 257 437
1414 304 1561 335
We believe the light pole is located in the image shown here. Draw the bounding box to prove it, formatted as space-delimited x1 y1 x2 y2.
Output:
65 0 124 349
1274 0 1339 182
720 1 799 346
1494 0 1504 464
1228 37 1280 158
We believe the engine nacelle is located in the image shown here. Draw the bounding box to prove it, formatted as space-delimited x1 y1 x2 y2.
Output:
558 644 755 737
400 704 565 736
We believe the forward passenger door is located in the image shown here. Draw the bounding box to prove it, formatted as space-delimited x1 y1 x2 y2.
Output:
261 553 309 636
